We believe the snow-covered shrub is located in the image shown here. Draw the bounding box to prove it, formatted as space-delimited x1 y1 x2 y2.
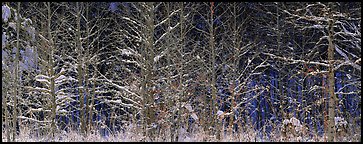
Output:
334 117 348 138
281 117 308 141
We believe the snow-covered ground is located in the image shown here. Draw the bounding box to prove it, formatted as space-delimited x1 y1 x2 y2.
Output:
2 124 360 142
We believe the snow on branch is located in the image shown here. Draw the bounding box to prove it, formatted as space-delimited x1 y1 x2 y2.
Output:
25 86 51 94
106 99 139 109
154 9 180 28
38 33 50 44
262 52 330 67
153 23 180 47
100 74 141 100
35 76 50 86
55 75 67 84
18 116 51 123
333 59 361 72
120 16 141 26
335 45 349 60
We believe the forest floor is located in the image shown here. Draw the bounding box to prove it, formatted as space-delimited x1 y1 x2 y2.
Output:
2 125 361 142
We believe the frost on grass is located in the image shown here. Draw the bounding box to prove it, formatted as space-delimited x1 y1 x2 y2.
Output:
2 122 360 142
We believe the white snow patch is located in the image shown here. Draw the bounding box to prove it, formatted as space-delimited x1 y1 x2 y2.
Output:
184 103 193 112
191 113 198 121
346 74 351 79
154 55 162 63
30 108 43 112
217 110 224 116
282 119 290 125
335 116 347 127
2 5 11 22
55 75 67 83
120 49 133 56
290 117 301 127
9 22 16 30
35 75 50 84
24 18 32 25
2 32 6 47
27 26 36 41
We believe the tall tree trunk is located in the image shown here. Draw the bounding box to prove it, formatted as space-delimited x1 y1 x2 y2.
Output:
140 2 156 141
12 2 21 141
147 2 156 141
209 2 219 140
89 69 97 133
88 4 100 134
46 2 57 140
76 2 86 135
140 35 147 142
275 2 286 124
3 5 11 139
327 6 336 142
84 3 90 135
3 66 10 142
228 2 239 138
165 2 174 142
175 2 184 142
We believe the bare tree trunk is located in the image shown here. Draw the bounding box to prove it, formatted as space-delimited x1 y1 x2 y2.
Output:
327 7 336 142
208 2 219 140
3 67 11 142
89 70 97 133
146 2 156 140
175 2 185 142
12 2 21 141
88 5 100 134
84 3 90 135
1 4 11 142
164 2 174 142
140 2 157 141
228 2 239 138
76 2 86 136
46 2 57 140
140 39 147 142
3 3 12 141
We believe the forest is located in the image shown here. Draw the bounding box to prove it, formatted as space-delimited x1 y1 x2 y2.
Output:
1 2 361 142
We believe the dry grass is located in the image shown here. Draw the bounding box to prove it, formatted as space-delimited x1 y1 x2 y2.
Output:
2 123 360 142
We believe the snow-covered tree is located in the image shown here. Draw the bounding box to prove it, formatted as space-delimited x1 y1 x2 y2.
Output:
266 2 360 141
2 2 360 142
2 2 38 141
